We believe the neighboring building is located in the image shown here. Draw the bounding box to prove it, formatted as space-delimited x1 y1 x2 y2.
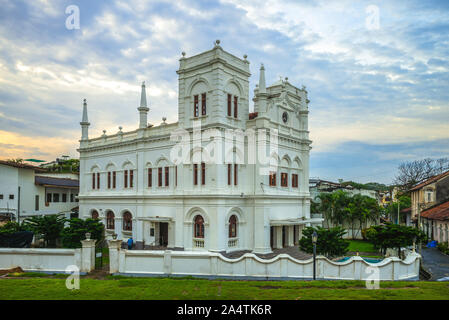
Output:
409 170 449 225
420 200 449 244
309 178 380 239
78 41 321 253
0 160 79 222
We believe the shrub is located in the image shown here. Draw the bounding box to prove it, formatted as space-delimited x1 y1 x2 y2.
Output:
438 242 449 255
22 214 66 247
299 226 349 258
361 227 369 240
60 218 105 248
0 221 28 234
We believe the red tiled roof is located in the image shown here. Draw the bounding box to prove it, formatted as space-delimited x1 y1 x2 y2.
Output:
401 207 411 213
409 170 449 191
421 200 449 221
249 112 258 120
0 160 47 172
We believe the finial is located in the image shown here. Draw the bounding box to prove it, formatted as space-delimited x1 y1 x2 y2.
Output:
215 39 220 46
261 63 264 69
162 117 167 123
103 130 106 135
181 51 186 57
243 54 247 59
285 77 288 81
142 81 145 86
118 126 123 132
83 98 87 104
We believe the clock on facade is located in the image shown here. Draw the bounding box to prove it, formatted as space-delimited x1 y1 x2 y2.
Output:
282 112 288 123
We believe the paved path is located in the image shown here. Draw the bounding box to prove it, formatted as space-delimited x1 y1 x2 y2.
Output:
421 247 449 281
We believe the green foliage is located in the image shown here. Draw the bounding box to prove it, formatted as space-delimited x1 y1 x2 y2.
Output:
44 159 80 173
299 226 349 258
0 221 29 234
60 218 105 248
23 214 66 247
341 181 390 191
365 223 426 255
385 195 411 223
437 242 449 255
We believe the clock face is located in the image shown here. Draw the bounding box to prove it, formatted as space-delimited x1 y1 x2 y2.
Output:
282 112 288 123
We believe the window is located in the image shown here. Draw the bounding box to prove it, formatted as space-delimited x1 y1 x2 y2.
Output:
46 193 52 203
234 164 238 185
229 215 237 238
35 195 39 211
70 193 74 202
227 164 232 185
92 173 95 189
53 193 60 202
123 212 132 231
62 193 67 202
97 173 100 189
165 167 169 187
201 162 205 185
234 96 238 118
91 210 99 219
194 164 198 185
194 215 204 238
108 172 111 189
124 170 128 188
113 171 116 188
281 173 288 187
9 194 14 200
194 95 199 117
148 168 152 187
201 93 206 115
269 172 276 186
158 167 163 187
106 211 115 230
0 194 3 200
292 174 298 188
130 170 134 188
227 94 232 116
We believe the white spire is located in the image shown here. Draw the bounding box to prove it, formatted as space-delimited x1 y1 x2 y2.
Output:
80 99 90 140
138 81 149 129
258 63 266 94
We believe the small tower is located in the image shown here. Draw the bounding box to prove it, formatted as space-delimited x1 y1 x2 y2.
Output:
80 99 90 140
138 81 149 129
255 64 268 115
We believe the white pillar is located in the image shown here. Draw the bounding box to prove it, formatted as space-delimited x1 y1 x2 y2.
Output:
287 225 294 246
275 226 283 249
80 238 96 273
108 239 122 274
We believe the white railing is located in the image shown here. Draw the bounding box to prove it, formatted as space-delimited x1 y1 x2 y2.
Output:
228 238 238 248
193 238 205 248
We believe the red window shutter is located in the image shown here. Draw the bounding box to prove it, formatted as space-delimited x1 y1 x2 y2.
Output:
130 170 134 188
228 164 231 185
148 168 152 187
194 95 199 117
158 167 162 187
201 162 205 185
113 171 116 188
92 173 95 189
234 164 238 185
97 173 100 189
234 96 238 118
194 164 198 185
108 172 111 189
201 93 206 115
124 170 128 188
165 167 169 186
227 94 232 116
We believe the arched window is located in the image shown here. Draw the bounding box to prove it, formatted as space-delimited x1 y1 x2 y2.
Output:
106 211 115 230
123 211 132 231
229 215 237 238
91 210 99 220
194 215 204 238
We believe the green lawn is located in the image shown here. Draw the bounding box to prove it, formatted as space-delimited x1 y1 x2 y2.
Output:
347 240 376 253
1 275 448 300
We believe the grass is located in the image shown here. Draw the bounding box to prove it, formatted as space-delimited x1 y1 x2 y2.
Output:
347 240 376 253
1 274 448 300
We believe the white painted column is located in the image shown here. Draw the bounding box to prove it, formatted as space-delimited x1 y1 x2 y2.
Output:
287 225 294 246
80 238 96 272
275 226 283 249
253 206 271 254
108 239 122 274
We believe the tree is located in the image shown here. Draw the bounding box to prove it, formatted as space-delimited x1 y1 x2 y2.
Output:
365 223 426 256
6 158 23 164
385 195 411 223
299 226 349 258
394 157 449 191
0 221 28 234
23 214 66 247
60 218 104 248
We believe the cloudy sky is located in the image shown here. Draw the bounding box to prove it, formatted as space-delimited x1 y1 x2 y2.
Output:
0 0 448 184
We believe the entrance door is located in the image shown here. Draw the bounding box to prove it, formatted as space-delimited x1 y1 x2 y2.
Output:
282 226 287 247
159 222 168 247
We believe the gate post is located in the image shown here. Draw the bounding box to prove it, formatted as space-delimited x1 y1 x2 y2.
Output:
108 239 122 274
81 238 97 272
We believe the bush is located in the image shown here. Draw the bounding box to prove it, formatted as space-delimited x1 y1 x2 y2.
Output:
299 226 349 258
361 227 369 240
60 218 105 248
0 221 28 234
438 242 449 255
22 215 66 247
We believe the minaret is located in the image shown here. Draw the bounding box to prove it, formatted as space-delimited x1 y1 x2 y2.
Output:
138 81 149 129
258 64 267 114
80 98 90 140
